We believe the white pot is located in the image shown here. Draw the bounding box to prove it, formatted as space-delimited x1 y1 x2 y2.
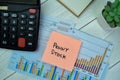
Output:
97 12 118 31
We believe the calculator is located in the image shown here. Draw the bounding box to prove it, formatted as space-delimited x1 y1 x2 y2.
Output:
0 0 40 51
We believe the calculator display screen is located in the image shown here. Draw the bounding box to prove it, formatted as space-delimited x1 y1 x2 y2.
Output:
0 0 37 4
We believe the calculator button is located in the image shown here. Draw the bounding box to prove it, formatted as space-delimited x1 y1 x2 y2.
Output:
1 26 8 32
20 14 27 19
28 21 35 25
10 34 16 39
29 15 36 19
1 40 8 45
11 13 18 18
19 32 25 36
19 26 26 31
27 42 33 46
28 33 33 37
2 33 8 39
18 38 26 48
10 41 17 46
10 26 17 32
2 13 9 17
2 19 9 25
10 19 18 25
28 27 35 31
29 9 37 14
20 20 27 25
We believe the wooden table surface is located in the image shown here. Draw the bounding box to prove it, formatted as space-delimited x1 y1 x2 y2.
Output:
0 0 120 80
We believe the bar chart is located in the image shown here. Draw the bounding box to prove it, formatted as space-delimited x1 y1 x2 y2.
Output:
74 48 108 75
9 52 110 80
15 57 45 76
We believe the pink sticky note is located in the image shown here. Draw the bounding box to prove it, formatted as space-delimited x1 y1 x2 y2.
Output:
42 31 82 71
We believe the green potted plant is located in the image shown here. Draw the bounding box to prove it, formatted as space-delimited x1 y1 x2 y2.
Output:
97 0 120 31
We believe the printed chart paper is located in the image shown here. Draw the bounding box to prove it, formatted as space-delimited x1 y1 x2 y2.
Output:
8 16 113 80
